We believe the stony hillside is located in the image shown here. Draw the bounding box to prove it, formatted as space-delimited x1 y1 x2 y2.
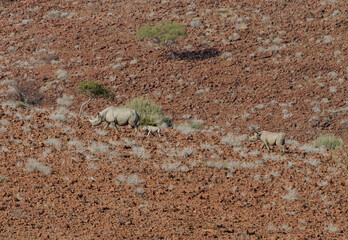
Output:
0 0 347 239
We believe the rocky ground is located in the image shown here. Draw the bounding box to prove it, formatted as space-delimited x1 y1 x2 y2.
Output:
0 0 347 239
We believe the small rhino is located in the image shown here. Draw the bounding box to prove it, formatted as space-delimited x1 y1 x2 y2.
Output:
250 131 285 153
142 126 162 136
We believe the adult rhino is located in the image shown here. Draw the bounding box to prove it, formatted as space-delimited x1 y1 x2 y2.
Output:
89 106 139 131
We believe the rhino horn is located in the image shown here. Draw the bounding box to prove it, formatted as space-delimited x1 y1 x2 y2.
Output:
88 117 96 123
88 114 102 125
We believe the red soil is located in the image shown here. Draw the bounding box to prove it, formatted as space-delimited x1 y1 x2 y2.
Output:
0 0 347 239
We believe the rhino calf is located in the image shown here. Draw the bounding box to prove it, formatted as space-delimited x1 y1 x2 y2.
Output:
89 106 139 131
142 126 162 136
250 131 285 153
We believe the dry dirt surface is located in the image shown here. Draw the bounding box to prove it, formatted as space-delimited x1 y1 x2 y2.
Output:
0 0 347 239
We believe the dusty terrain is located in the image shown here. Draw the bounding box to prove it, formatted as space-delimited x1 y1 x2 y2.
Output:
0 0 347 239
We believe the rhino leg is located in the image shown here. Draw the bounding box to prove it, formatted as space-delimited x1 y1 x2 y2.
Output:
265 142 271 152
281 145 285 153
104 122 110 130
131 124 138 133
110 122 118 130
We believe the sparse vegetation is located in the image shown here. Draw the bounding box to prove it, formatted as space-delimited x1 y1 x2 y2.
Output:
131 146 151 159
204 160 262 172
78 81 115 117
15 102 28 108
160 146 196 158
0 175 8 181
124 97 171 126
0 126 7 133
200 143 214 151
175 124 197 135
313 135 343 150
93 129 108 137
304 157 321 167
116 174 143 185
78 81 115 100
221 134 248 147
135 21 187 59
24 158 52 175
332 144 348 167
282 187 298 201
299 144 327 155
57 93 74 106
9 79 43 105
49 107 75 122
327 223 339 232
1 1 347 238
177 147 196 158
44 138 62 148
189 119 204 130
88 141 109 154
161 161 189 172
241 111 250 121
189 123 201 130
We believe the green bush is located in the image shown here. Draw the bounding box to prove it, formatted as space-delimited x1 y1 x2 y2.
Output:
124 97 171 126
190 123 202 130
313 135 343 150
135 21 187 59
15 102 28 108
0 175 8 182
78 81 115 100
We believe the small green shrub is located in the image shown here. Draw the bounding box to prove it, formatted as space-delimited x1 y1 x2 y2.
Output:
78 81 115 100
332 145 348 167
175 124 196 135
15 102 28 108
0 175 8 182
135 21 187 59
190 123 202 130
124 97 171 126
313 135 343 150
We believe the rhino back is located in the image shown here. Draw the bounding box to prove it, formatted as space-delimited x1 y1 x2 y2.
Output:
106 108 137 125
261 131 280 145
99 106 116 118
